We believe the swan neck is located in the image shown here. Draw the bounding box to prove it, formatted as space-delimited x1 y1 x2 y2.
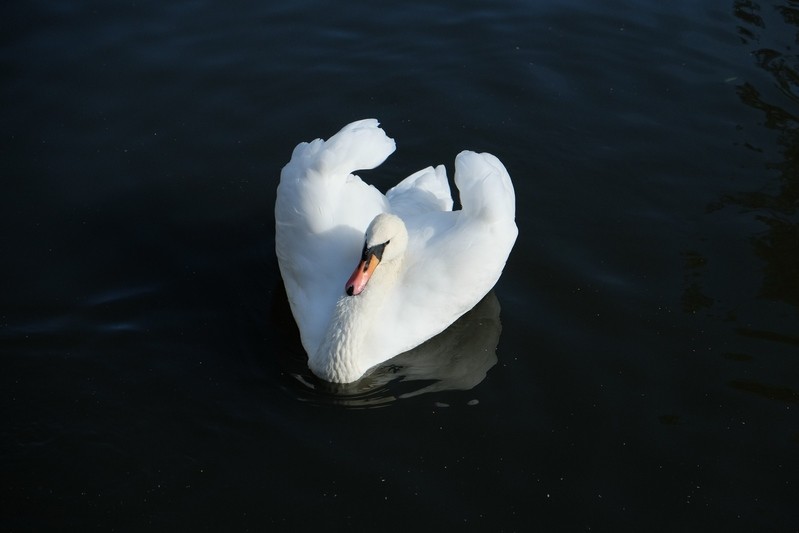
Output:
310 258 402 383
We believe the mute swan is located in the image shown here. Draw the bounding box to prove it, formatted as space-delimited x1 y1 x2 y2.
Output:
275 119 517 383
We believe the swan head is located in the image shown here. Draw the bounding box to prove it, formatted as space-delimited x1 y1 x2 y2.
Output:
345 213 408 296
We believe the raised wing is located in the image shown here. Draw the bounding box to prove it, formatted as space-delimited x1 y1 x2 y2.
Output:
363 151 518 367
275 120 394 355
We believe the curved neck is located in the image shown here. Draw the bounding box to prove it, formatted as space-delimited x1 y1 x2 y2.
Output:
310 258 402 383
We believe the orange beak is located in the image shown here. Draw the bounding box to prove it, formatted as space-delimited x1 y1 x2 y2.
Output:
345 253 380 296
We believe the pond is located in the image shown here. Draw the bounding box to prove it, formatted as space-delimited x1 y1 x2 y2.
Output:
2 0 797 530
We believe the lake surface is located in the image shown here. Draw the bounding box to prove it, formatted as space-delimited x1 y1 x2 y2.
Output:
2 0 797 530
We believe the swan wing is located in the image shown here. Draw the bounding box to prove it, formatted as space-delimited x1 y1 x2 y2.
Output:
365 150 518 366
275 119 395 355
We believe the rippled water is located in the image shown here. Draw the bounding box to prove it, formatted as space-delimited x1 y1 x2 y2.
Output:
2 0 797 530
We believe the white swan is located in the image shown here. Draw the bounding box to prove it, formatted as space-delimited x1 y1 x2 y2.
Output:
275 119 518 383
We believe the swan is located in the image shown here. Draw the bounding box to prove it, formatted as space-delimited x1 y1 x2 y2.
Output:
275 119 517 383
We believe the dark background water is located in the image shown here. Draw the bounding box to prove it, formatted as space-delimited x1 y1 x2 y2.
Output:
2 0 798 531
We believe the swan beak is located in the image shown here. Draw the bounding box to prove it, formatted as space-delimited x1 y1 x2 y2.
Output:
345 253 380 296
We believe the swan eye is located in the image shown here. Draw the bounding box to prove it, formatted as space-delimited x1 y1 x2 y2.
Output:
361 240 388 262
373 242 386 261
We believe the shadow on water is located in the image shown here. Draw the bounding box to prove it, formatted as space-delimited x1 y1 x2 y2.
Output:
270 285 502 408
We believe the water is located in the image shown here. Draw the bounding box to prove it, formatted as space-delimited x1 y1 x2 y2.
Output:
2 0 797 530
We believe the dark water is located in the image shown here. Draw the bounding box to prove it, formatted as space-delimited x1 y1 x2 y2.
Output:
2 0 798 530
